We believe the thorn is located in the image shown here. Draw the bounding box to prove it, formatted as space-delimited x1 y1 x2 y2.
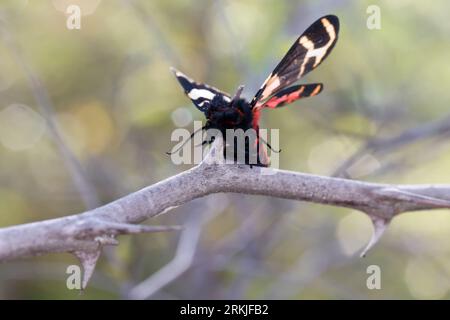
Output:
100 222 183 235
95 235 119 246
360 216 390 258
74 249 101 290
154 205 179 217
70 222 181 290
378 188 450 207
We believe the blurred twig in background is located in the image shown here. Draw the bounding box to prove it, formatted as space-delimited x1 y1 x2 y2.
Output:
0 21 100 209
127 207 222 299
333 113 450 178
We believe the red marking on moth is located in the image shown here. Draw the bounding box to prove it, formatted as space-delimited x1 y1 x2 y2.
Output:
252 107 262 130
250 107 269 165
265 87 305 109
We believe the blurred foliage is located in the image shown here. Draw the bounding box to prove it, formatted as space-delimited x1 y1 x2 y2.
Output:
0 0 450 299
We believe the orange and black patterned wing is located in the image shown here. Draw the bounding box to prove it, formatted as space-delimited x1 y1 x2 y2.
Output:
251 15 339 107
171 67 231 113
262 83 323 109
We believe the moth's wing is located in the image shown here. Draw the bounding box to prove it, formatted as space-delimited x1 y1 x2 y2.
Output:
261 83 323 109
251 15 339 107
171 67 231 113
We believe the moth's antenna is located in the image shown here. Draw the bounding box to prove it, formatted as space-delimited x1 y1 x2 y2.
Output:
231 85 244 107
166 125 207 155
258 136 281 153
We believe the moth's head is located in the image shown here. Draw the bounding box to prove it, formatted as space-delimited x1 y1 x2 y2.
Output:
209 94 230 111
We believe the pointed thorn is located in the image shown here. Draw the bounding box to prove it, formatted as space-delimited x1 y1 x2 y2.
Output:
74 249 101 290
99 221 183 235
127 224 183 234
360 216 390 258
379 188 450 207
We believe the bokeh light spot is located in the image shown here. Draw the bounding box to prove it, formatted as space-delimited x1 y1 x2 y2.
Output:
171 107 193 127
336 211 372 256
57 102 115 157
0 104 46 151
308 137 359 174
389 210 450 254
404 257 449 299
74 102 115 155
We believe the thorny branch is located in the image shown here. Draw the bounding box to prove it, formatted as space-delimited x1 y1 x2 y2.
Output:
1 138 450 290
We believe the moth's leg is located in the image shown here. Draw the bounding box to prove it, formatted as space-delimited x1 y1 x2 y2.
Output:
194 136 215 147
194 140 209 147
258 136 281 153
166 125 206 155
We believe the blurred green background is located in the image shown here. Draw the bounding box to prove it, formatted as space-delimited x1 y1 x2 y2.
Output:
0 0 450 299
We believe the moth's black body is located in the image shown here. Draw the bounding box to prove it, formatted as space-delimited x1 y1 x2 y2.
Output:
170 15 340 166
206 97 253 132
189 92 260 165
206 97 262 166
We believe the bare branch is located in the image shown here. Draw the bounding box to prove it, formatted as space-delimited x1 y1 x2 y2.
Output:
0 125 447 294
1 136 450 289
127 215 204 300
333 113 450 178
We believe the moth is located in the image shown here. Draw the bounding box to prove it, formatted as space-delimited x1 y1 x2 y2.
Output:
169 15 339 167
